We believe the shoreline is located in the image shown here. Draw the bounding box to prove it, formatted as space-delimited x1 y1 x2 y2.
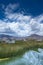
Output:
0 58 9 61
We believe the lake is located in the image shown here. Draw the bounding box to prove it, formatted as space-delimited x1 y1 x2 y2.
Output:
0 48 43 65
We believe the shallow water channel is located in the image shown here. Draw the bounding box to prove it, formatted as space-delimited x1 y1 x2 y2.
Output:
0 48 43 65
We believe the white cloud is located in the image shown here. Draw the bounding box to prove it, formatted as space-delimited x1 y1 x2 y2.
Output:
0 13 43 36
36 15 43 23
36 24 43 36
0 19 32 36
0 4 43 37
5 3 19 15
0 20 7 32
30 19 41 33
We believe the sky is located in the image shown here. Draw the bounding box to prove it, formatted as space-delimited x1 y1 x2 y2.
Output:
0 0 43 37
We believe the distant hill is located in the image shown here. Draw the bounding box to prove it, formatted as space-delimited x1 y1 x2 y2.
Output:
0 34 15 43
0 34 43 43
27 34 43 41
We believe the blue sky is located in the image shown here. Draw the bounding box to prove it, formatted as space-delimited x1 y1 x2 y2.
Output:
0 0 43 37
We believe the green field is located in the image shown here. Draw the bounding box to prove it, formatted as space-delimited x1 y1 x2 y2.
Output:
0 40 43 58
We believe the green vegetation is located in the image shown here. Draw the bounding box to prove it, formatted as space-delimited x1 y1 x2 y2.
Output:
0 40 43 58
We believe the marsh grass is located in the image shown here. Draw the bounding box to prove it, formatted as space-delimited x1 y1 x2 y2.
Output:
0 40 43 58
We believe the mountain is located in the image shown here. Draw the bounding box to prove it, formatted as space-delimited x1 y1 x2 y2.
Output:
0 34 43 43
0 34 27 43
0 34 15 43
27 34 43 41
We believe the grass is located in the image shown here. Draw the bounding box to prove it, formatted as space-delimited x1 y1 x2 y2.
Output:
0 39 43 58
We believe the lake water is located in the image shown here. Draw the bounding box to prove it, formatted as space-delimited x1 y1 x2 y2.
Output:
0 48 43 65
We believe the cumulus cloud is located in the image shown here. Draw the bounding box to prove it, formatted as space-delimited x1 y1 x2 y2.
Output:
4 3 19 15
30 19 40 33
0 18 32 36
0 3 43 37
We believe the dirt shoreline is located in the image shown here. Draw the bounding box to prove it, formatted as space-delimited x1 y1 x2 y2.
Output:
0 58 9 61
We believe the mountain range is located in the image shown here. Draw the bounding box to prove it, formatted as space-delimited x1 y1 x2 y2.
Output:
0 34 43 43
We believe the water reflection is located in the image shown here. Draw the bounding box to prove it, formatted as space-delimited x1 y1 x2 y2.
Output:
1 48 43 65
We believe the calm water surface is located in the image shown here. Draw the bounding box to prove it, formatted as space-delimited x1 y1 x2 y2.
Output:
0 48 43 65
